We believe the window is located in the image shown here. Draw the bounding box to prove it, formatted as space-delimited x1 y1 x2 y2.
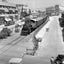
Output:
15 10 18 14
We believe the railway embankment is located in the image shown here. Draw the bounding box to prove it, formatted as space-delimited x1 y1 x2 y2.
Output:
0 32 21 45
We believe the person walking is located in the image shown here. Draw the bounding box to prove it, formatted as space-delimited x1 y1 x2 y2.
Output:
50 57 54 64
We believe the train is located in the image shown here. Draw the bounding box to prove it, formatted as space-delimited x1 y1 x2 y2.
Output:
20 15 49 35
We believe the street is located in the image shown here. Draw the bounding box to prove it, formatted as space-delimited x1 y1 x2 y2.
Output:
0 15 64 64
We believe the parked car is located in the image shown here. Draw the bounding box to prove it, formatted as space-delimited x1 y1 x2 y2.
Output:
51 54 64 64
0 28 12 39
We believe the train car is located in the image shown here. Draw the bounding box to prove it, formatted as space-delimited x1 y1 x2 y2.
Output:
30 15 48 28
21 15 49 35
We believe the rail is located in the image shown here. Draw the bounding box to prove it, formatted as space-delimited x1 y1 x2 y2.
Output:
0 36 26 55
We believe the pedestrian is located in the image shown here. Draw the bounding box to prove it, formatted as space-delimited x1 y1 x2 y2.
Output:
50 57 54 64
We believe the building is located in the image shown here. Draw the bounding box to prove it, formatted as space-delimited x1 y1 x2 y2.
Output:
0 0 18 23
46 6 55 16
16 4 29 19
46 5 59 16
55 5 59 15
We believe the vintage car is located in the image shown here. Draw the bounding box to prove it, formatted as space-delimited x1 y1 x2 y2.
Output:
51 54 64 64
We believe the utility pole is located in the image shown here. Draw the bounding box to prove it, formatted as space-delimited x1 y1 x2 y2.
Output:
21 4 24 12
16 4 28 19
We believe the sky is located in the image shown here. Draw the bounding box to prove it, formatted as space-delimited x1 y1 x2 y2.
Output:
1 0 62 10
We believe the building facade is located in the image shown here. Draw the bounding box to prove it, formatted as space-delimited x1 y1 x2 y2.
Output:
0 0 18 23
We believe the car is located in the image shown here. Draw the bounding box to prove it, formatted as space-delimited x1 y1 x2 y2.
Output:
0 28 12 39
52 54 64 64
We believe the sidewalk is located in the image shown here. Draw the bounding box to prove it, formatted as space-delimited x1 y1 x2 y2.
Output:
35 15 64 57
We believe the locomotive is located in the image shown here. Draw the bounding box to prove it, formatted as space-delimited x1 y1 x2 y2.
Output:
21 15 49 35
59 13 64 41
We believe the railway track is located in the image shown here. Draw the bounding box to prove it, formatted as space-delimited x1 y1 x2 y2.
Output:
0 35 26 55
7 36 25 45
